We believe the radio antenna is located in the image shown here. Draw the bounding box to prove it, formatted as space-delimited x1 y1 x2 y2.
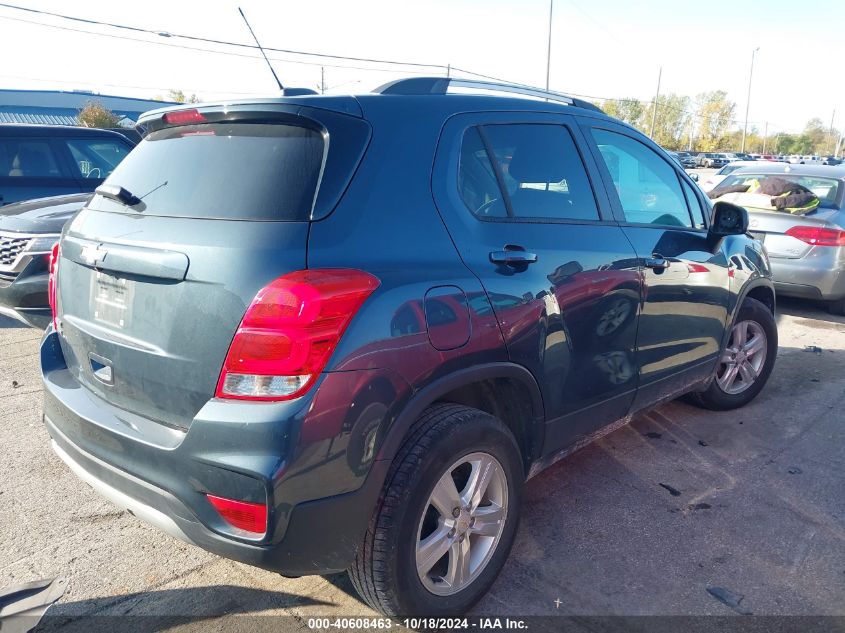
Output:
238 7 284 92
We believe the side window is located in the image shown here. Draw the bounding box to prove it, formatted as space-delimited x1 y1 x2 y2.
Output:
681 179 706 229
457 124 600 221
0 139 62 178
458 127 505 217
591 129 692 227
65 139 131 179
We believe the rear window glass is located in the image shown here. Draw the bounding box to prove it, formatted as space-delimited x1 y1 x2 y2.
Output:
90 123 325 221
717 173 841 209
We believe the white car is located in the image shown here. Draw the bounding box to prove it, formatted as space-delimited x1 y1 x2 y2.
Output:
789 155 823 165
698 161 761 192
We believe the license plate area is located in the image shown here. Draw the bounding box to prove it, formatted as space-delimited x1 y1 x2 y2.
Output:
91 271 134 329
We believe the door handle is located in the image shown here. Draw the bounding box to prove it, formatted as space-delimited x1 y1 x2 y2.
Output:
490 248 538 266
644 254 670 270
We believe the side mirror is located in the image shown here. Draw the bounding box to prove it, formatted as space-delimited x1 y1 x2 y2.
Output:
709 201 749 237
688 172 700 182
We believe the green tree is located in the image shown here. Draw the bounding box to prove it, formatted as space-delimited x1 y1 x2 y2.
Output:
77 100 120 128
602 98 645 128
693 91 735 152
641 93 691 149
167 89 199 104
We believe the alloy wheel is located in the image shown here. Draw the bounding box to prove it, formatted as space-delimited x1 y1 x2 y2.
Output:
415 452 508 596
716 320 767 395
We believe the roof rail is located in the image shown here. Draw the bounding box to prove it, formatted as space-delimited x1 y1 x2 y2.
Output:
373 77 603 113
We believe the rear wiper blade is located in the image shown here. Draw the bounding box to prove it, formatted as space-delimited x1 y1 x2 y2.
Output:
95 184 142 207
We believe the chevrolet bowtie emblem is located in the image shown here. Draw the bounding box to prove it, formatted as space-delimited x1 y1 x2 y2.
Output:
80 244 106 266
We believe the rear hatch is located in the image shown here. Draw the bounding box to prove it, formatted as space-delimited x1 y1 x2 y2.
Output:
55 103 370 429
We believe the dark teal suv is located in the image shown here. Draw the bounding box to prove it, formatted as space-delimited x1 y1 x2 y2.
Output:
40 78 777 617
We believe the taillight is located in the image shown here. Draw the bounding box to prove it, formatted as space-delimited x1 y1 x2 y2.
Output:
785 226 845 247
206 494 267 534
47 242 60 328
215 269 380 401
163 108 206 126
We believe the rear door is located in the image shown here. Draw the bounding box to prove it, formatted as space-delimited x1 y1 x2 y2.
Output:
55 107 370 430
581 121 730 409
0 137 81 205
432 112 641 454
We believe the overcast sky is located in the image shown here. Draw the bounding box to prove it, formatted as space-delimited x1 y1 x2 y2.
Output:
1 0 842 134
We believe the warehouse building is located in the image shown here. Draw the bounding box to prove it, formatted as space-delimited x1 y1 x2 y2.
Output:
0 89 176 127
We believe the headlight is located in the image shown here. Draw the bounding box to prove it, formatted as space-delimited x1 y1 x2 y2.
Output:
23 235 61 255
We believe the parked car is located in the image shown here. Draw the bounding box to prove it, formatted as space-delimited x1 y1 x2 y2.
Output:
0 193 90 327
698 160 761 192
710 163 845 314
696 152 728 168
41 79 777 617
0 125 136 206
675 151 697 168
822 156 842 166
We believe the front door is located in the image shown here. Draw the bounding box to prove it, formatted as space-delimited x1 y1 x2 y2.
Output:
432 112 641 454
582 122 730 410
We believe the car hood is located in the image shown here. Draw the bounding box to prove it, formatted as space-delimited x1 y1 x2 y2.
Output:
0 193 90 233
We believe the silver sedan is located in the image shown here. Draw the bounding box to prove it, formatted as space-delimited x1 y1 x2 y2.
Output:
708 163 845 315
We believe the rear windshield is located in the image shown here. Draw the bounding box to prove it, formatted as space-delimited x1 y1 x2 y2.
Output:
718 173 841 209
89 122 325 221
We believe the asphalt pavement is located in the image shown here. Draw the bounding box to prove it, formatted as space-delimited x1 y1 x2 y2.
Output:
1 295 843 628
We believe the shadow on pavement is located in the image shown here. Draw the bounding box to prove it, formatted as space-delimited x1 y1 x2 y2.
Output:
776 296 845 326
34 584 334 632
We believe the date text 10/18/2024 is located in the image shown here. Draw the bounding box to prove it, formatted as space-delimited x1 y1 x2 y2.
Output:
307 617 529 630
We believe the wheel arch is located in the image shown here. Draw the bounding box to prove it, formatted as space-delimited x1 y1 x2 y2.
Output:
375 363 545 477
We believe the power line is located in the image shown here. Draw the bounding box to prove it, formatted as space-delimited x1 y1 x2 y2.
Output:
0 3 792 132
0 2 447 69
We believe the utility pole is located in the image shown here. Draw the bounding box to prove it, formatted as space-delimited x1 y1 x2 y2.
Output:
650 66 662 140
447 64 451 78
320 66 325 94
828 109 836 155
762 121 768 154
741 47 760 153
545 0 553 91
688 115 695 151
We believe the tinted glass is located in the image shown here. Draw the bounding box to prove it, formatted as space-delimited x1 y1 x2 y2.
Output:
91 122 324 221
0 140 61 178
476 124 600 221
458 127 505 217
681 179 707 228
65 139 131 180
592 129 692 227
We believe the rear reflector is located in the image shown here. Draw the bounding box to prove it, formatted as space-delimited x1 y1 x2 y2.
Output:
163 109 206 126
215 269 380 401
48 242 60 328
206 494 267 534
785 226 845 247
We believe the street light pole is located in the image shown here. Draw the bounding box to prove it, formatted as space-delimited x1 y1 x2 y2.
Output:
545 0 553 91
741 47 760 154
650 66 662 139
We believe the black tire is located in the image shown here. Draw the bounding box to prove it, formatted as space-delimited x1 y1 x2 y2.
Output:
828 296 845 316
687 297 777 410
349 403 523 617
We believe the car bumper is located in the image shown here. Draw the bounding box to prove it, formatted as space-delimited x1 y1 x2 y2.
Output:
41 329 404 575
0 257 51 329
770 247 845 301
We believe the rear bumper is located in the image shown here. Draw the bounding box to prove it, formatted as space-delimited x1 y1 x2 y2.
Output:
770 248 845 301
40 329 405 575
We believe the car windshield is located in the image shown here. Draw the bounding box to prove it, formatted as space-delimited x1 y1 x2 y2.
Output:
718 173 841 208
